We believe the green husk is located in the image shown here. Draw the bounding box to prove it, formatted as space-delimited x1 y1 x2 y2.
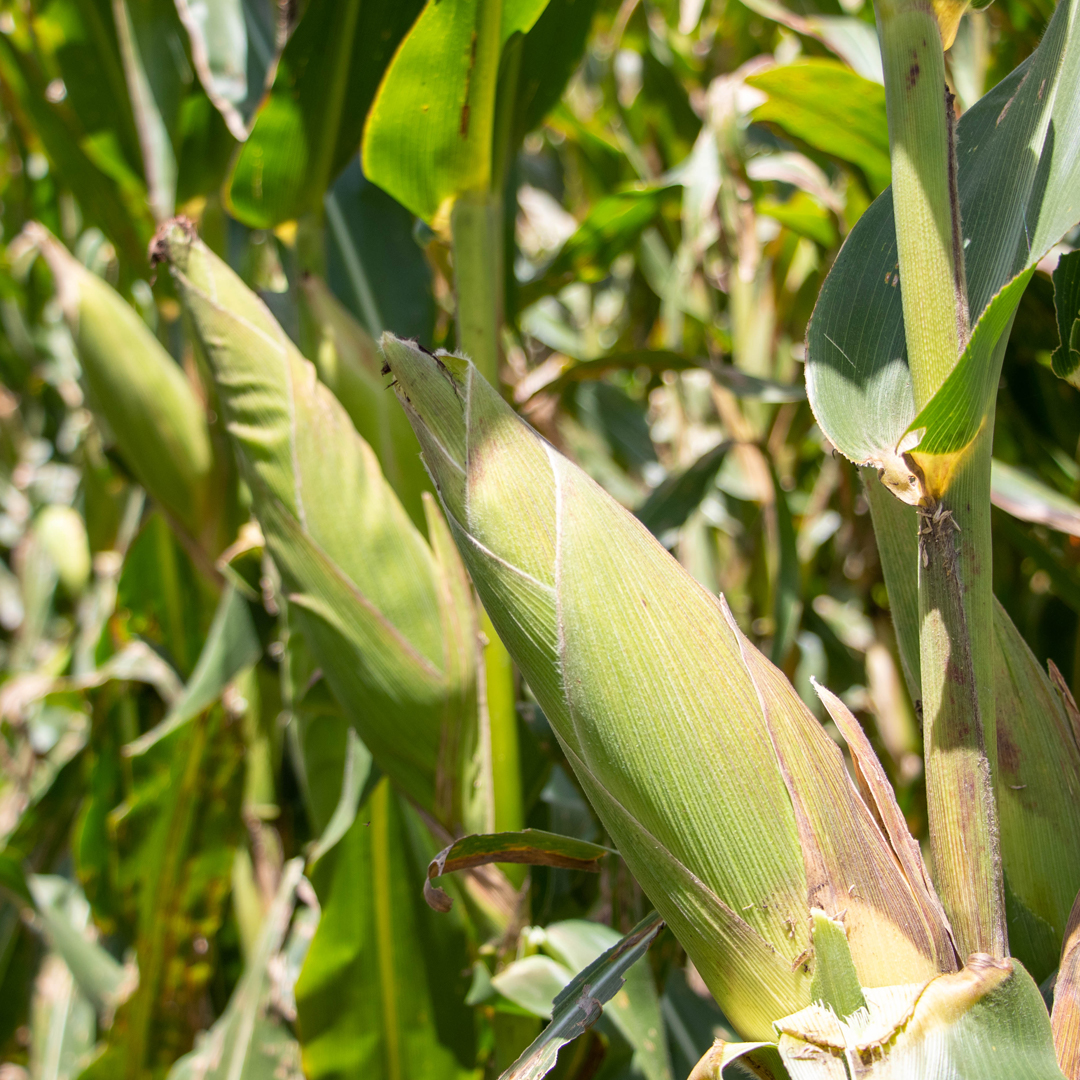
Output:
27 223 214 538
299 273 432 529
382 336 958 1039
157 223 483 833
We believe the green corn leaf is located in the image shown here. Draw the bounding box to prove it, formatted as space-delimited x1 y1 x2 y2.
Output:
866 479 1080 984
517 186 678 309
806 0 1080 477
158 223 482 832
636 441 732 538
745 61 890 195
424 829 611 911
226 0 425 228
323 159 436 346
295 777 475 1080
902 270 1034 498
498 914 664 1080
28 947 97 1080
1051 250 1080 387
382 337 959 1040
27 225 215 540
362 0 551 229
300 272 432 528
167 858 309 1080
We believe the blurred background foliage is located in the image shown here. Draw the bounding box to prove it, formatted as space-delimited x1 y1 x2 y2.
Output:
0 0 1076 1076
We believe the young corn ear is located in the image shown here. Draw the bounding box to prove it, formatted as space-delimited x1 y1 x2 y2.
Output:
25 223 214 539
381 336 959 1040
299 274 432 529
156 223 484 834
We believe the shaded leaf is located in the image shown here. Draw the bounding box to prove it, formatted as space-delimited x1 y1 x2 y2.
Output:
424 829 611 912
991 458 1080 538
636 441 731 537
227 0 425 227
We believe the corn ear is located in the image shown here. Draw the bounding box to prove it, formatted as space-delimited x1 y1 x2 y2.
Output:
157 223 483 833
299 274 432 528
26 224 214 538
382 336 957 1039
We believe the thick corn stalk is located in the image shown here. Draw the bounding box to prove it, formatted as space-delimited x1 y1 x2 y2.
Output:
381 335 959 1039
157 224 484 834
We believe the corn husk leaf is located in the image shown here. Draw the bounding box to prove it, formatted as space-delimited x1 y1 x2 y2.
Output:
158 223 481 832
300 273 432 528
865 477 1080 984
383 336 958 1039
25 224 214 538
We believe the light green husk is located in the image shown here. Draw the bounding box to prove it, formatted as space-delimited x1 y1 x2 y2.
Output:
158 224 483 833
382 336 959 1039
27 223 214 539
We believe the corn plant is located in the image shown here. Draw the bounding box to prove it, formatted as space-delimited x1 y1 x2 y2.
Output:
2 0 1080 1078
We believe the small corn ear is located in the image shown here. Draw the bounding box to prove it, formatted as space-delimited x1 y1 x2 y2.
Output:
382 336 957 1039
27 223 214 537
157 224 482 833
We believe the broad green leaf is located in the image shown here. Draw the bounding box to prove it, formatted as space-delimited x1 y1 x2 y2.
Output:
991 458 1080 538
227 0 425 227
903 270 1035 496
362 0 551 228
167 858 308 1080
541 920 672 1080
424 829 611 911
295 777 474 1080
745 61 890 195
773 955 1065 1079
158 223 482 832
305 727 373 865
1051 250 1080 387
636 441 731 537
382 337 958 1040
517 186 678 308
865 478 1080 983
323 159 435 346
300 272 431 528
756 192 839 249
27 226 215 540
807 0 1080 475
498 913 664 1080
